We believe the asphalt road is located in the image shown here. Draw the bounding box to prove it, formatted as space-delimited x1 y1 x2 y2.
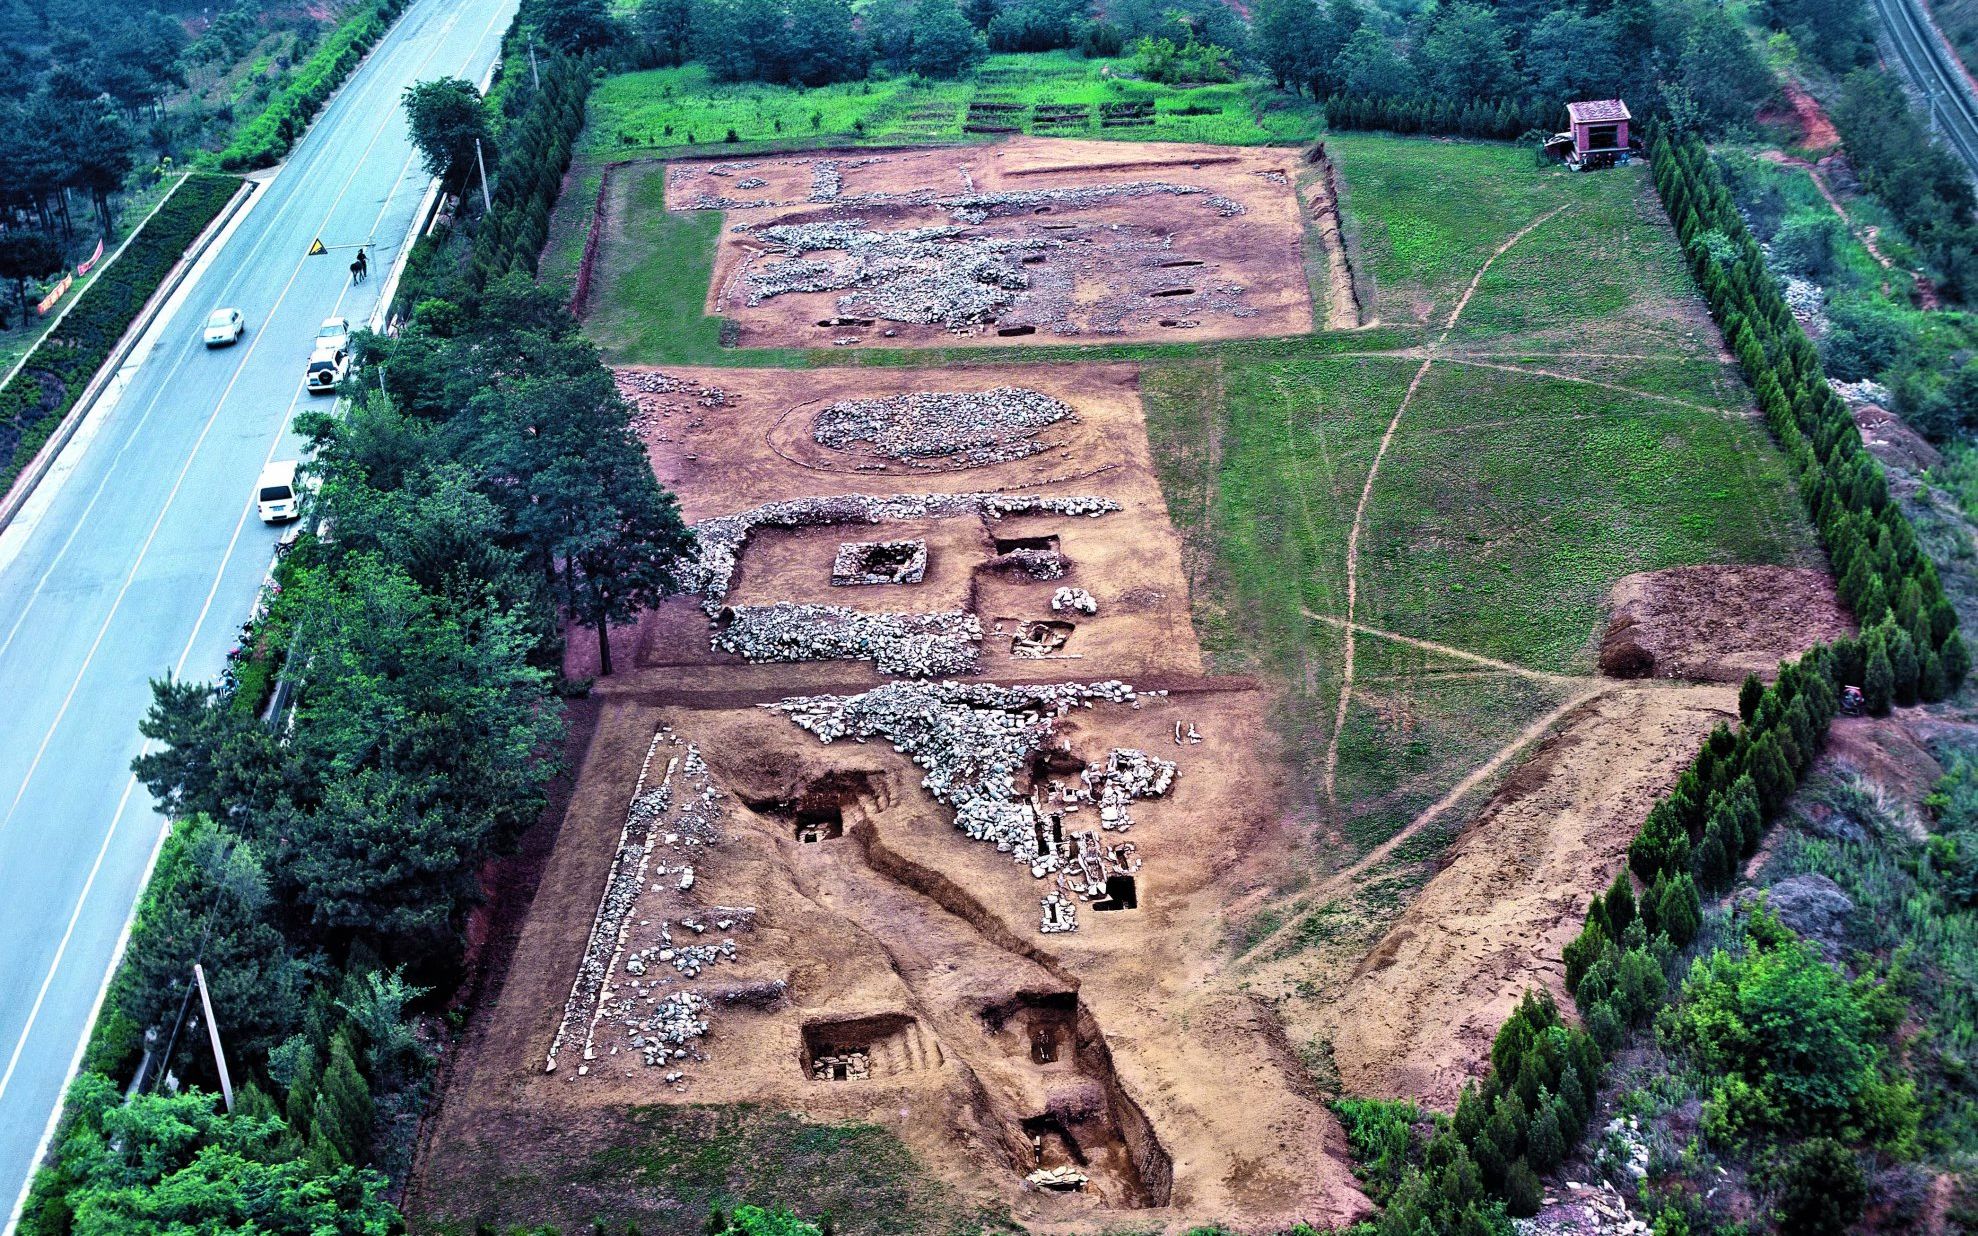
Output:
0 0 516 1220
1870 0 1978 178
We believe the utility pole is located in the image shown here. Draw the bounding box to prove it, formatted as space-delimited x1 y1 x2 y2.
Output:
193 963 234 1114
474 138 494 215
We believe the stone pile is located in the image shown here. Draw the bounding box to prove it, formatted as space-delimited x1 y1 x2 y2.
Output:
944 181 1244 224
812 387 1076 468
681 491 1119 612
546 728 751 1084
736 176 767 190
713 602 984 676
1084 748 1175 831
745 221 1060 329
766 680 1175 933
985 547 1068 580
624 991 710 1068
1051 587 1097 614
1025 1166 1089 1191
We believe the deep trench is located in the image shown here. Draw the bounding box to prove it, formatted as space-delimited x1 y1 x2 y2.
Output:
758 774 1175 1207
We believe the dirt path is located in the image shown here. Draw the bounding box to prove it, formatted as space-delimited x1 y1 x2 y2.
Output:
1434 357 1732 414
1757 149 1895 270
1315 682 1738 1106
1244 681 1611 963
1320 206 1571 806
1301 610 1578 685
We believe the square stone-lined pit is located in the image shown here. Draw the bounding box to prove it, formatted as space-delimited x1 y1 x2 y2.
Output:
832 540 928 586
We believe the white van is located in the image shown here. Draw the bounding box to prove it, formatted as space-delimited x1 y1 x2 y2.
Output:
256 461 301 524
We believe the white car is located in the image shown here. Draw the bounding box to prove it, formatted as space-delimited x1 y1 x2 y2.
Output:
203 307 244 347
315 316 350 353
256 460 300 524
305 343 348 394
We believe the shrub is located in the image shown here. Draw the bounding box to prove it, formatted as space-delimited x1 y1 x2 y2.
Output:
216 0 412 171
1770 1138 1866 1235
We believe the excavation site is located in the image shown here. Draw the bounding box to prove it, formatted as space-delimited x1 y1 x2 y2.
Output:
413 359 1375 1232
664 139 1316 347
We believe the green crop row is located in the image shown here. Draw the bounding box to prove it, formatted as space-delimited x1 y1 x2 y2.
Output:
213 0 411 172
0 173 243 497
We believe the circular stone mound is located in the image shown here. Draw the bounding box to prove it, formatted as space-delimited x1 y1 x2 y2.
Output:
812 387 1075 469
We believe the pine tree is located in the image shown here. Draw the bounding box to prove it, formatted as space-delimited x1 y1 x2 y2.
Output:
309 1031 373 1167
1606 862 1637 929
1890 626 1920 706
1748 731 1797 812
1864 640 1895 714
1503 1157 1543 1217
1657 873 1702 946
284 1040 322 1134
1526 1093 1565 1170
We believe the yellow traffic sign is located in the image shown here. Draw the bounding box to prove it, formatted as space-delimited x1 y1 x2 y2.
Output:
308 238 327 256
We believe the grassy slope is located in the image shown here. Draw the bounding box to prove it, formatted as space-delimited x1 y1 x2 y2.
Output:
1142 135 1820 864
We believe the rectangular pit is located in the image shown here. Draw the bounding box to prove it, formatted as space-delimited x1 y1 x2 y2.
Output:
831 539 928 586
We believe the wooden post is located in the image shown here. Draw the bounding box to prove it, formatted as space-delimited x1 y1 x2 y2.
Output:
193 963 234 1114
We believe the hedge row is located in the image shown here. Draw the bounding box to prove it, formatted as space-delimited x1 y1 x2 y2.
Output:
1369 121 1968 1224
464 52 594 293
0 173 243 496
214 0 411 172
1321 93 1550 142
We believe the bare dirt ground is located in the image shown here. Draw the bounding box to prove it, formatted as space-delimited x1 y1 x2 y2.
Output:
1241 563 1851 1110
1599 565 1855 682
663 139 1314 348
1305 683 1736 1107
411 357 1373 1234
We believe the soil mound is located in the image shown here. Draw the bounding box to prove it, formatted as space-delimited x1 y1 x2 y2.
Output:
1600 565 1852 683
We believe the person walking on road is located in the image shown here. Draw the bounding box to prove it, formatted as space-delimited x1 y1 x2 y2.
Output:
350 248 368 283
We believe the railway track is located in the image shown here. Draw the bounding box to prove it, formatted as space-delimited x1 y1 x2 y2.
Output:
1868 0 1978 178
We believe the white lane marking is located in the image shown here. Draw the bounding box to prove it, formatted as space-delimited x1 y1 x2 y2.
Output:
0 0 514 1179
0 0 458 650
0 2 481 837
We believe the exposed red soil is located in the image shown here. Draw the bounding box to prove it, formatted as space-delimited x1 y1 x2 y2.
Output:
1599 565 1854 683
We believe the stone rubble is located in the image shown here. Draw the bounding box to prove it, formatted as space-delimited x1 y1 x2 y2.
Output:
744 220 1059 329
1051 587 1097 615
808 160 843 202
812 387 1076 468
713 602 984 676
765 680 1174 931
1025 1166 1089 1191
811 1049 871 1081
985 547 1069 581
547 727 752 1085
681 491 1120 612
1009 619 1073 657
1517 1180 1651 1235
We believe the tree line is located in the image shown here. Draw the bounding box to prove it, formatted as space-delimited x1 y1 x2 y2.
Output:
1255 0 1770 140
